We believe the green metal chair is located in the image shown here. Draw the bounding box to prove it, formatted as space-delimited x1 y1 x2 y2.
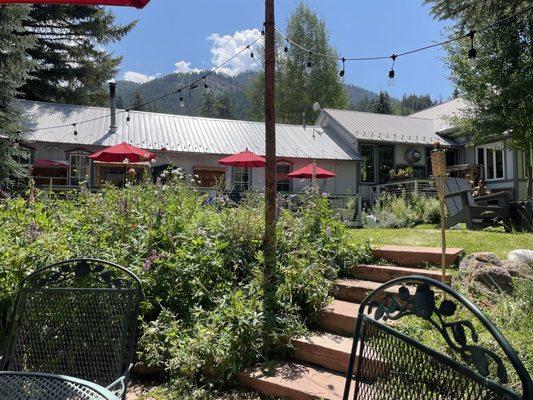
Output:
1 259 142 399
343 276 532 400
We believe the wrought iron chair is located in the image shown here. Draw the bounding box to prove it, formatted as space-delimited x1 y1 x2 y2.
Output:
0 259 142 400
343 275 532 400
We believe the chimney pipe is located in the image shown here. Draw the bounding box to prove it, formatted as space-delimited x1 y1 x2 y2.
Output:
109 81 117 133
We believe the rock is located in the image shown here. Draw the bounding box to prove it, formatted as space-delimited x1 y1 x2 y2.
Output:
470 265 514 294
508 249 533 266
459 252 502 273
502 260 533 280
131 361 163 377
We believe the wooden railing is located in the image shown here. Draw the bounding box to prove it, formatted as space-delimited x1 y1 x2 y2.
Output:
370 179 437 204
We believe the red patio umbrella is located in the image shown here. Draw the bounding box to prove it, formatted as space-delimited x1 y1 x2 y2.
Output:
0 0 150 8
89 142 155 163
287 163 336 179
218 149 266 168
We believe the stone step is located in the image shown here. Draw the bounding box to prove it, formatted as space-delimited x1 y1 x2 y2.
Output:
331 278 413 304
238 361 363 400
349 264 451 284
372 245 463 267
318 299 360 337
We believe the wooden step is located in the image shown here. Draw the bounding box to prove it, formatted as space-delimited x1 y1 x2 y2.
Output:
349 264 451 284
318 299 359 337
292 332 353 374
373 245 463 267
331 279 413 304
238 361 362 400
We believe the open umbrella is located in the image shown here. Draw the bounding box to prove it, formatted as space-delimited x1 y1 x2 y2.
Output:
218 149 266 168
89 142 155 163
287 163 336 179
0 0 150 7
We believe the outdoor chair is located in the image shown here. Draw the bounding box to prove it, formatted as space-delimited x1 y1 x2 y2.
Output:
444 177 510 230
0 259 142 400
343 275 532 400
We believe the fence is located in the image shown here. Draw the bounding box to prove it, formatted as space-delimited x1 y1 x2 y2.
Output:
369 179 437 204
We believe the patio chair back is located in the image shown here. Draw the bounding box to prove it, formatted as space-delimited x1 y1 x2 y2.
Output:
2 259 142 389
343 276 532 400
444 177 473 215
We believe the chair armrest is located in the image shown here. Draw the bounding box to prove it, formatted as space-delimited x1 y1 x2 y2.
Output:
106 364 132 399
473 191 509 203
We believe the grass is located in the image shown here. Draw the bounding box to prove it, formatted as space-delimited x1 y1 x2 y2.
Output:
349 224 533 259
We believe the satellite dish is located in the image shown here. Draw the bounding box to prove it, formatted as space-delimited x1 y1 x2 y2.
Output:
313 102 321 112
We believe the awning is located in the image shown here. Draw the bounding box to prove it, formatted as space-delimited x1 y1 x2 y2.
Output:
33 159 69 168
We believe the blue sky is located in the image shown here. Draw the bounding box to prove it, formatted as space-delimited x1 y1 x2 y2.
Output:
108 0 454 100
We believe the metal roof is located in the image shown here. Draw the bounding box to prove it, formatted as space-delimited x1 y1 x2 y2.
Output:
321 108 455 146
410 98 467 133
17 100 360 161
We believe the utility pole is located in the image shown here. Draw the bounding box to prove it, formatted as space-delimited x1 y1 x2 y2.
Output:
263 0 276 334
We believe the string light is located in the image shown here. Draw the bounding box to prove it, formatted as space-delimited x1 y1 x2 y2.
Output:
126 110 131 122
468 30 477 69
284 39 289 53
339 57 346 77
203 76 210 94
189 83 198 98
247 45 254 59
179 90 184 107
388 54 397 87
72 123 78 136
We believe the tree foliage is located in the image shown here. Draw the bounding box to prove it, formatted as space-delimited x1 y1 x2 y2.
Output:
20 4 135 106
426 0 532 149
248 2 347 124
0 5 35 186
372 91 393 114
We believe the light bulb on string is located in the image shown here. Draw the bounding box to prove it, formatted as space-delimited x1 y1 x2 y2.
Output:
203 76 210 94
72 123 78 136
388 54 397 87
126 110 131 123
179 90 185 108
247 46 254 59
339 57 346 77
189 83 198 98
305 51 313 74
284 39 289 53
468 30 477 69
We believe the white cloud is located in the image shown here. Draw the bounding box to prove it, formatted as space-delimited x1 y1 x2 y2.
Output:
174 60 201 74
207 28 262 76
123 71 159 84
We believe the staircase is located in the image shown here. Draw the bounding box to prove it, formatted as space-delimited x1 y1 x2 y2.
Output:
238 245 459 400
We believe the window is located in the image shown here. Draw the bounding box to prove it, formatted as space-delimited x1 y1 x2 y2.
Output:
476 143 505 181
193 167 225 188
521 145 533 179
377 145 394 183
276 163 292 192
69 151 91 186
360 144 375 183
232 167 250 192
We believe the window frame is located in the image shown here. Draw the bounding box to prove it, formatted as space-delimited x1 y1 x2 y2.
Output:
475 142 506 181
521 144 533 179
360 143 376 184
276 162 292 193
232 167 251 192
67 150 92 186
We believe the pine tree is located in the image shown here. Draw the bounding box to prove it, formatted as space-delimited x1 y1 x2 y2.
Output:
200 91 216 118
0 5 36 186
20 4 135 106
131 91 144 111
248 2 347 124
213 92 234 120
372 91 393 114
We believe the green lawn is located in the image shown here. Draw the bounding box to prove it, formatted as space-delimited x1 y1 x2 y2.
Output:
349 225 532 259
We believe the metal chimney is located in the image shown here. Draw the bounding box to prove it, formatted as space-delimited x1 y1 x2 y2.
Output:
109 81 117 133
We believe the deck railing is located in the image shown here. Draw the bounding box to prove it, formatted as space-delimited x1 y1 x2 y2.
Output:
370 179 437 203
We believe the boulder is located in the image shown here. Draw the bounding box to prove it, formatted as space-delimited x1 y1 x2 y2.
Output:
508 249 533 267
502 259 533 280
470 265 514 294
459 252 502 273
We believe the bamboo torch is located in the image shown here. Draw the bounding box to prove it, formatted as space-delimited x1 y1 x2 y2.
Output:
431 143 447 285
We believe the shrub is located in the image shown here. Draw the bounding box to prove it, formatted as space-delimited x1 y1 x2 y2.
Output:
0 178 371 386
364 192 440 228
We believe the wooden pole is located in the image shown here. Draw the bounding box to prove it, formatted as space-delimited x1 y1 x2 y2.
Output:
263 0 276 329
437 176 447 285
